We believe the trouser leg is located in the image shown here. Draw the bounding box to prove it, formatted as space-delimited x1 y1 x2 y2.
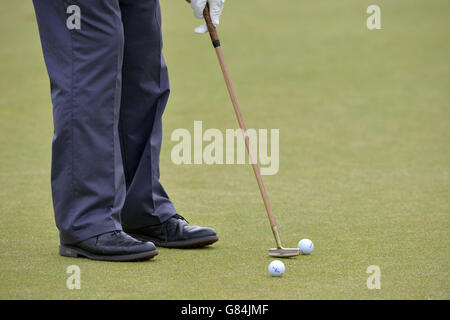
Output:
33 0 126 244
118 0 176 229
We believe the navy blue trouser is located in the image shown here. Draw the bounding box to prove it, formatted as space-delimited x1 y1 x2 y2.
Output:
33 0 177 244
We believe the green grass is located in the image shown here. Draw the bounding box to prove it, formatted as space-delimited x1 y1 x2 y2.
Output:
0 0 449 299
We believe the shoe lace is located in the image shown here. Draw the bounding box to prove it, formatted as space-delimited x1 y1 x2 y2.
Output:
173 214 189 224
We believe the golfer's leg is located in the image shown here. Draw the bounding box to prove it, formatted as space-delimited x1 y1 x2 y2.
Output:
33 0 126 244
118 0 176 229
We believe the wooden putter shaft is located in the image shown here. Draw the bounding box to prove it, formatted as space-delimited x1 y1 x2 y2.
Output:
185 1 283 249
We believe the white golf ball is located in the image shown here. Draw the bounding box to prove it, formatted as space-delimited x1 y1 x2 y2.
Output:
268 260 285 277
298 238 314 255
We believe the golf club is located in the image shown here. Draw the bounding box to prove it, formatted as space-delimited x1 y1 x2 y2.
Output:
187 1 300 257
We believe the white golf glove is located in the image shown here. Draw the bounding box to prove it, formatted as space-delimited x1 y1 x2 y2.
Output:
190 0 226 34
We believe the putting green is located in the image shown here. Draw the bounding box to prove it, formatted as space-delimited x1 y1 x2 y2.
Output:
0 0 448 299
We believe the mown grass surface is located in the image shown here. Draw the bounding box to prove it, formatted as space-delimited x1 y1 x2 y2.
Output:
0 0 448 299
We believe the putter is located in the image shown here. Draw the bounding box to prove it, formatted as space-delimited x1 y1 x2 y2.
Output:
187 1 300 257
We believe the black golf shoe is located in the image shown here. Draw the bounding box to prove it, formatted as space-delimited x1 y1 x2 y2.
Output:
59 231 158 262
123 214 218 248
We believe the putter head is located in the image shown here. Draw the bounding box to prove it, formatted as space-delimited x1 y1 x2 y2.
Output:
268 247 300 258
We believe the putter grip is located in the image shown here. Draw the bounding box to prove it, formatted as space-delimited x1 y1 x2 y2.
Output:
185 0 220 47
203 4 221 47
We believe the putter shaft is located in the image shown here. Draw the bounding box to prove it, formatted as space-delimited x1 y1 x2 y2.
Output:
198 3 299 257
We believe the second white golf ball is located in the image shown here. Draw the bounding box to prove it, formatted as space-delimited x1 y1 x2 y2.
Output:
268 260 285 277
298 238 314 255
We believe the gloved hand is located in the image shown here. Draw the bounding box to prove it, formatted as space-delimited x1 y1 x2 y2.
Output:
190 0 226 34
